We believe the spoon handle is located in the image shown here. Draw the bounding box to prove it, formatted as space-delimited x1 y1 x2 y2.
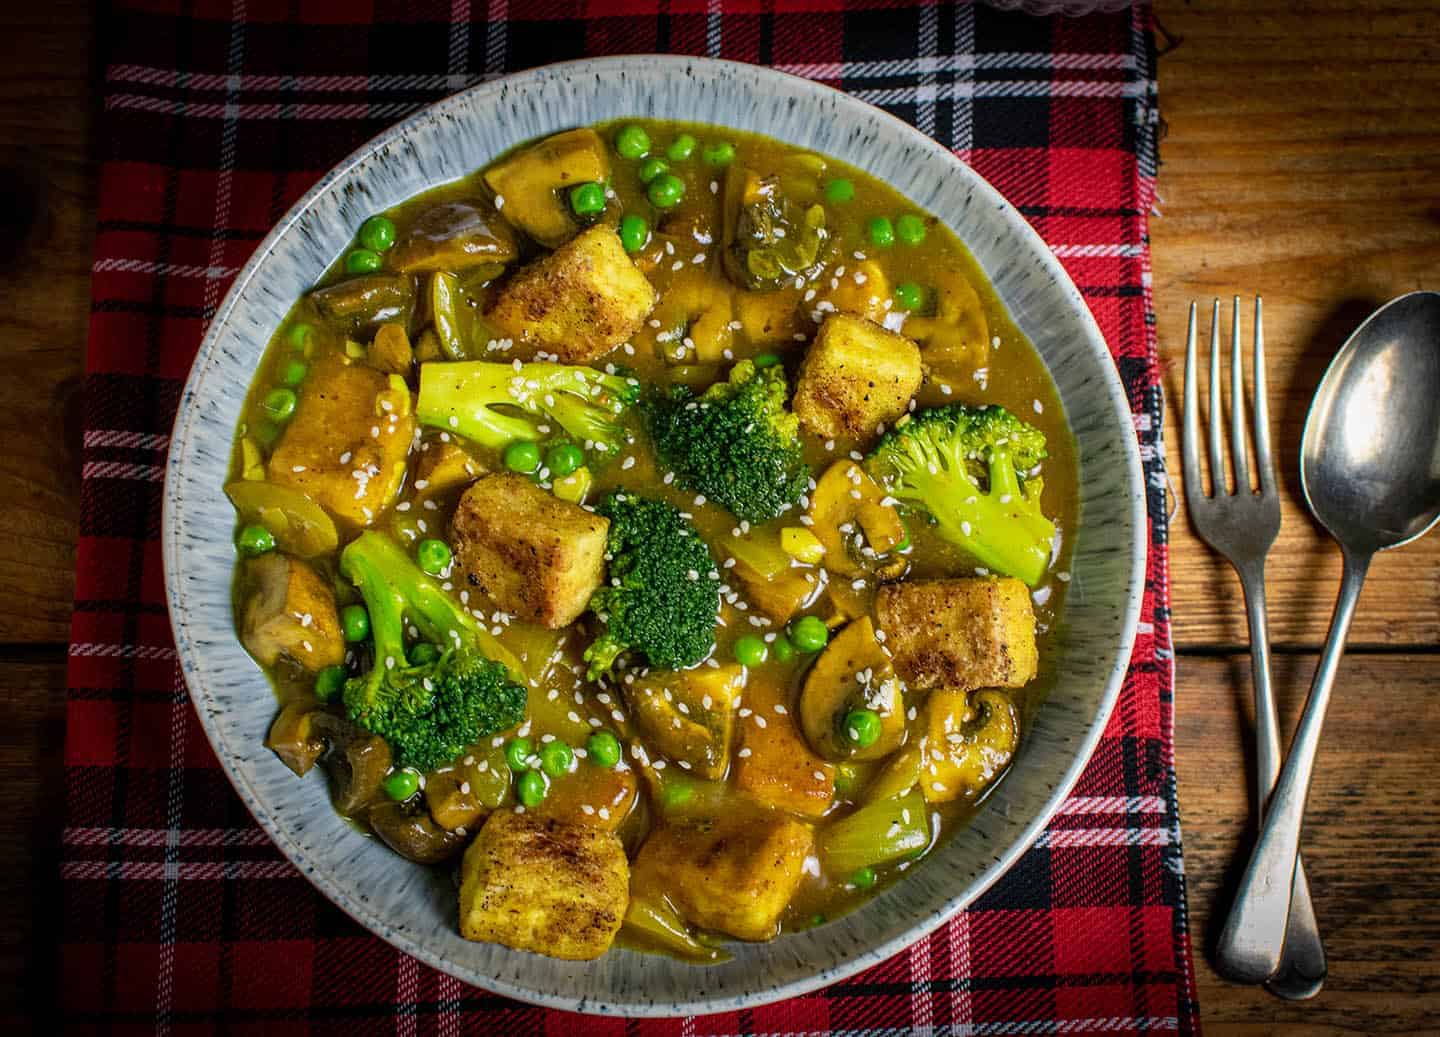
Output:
1217 548 1371 984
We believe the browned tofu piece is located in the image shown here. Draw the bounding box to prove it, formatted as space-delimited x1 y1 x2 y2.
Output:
732 671 835 818
268 349 414 527
411 439 484 496
806 259 891 324
482 128 610 248
450 473 608 628
630 809 812 941
240 553 344 672
625 666 744 780
875 577 1037 691
531 763 639 833
486 226 656 363
793 313 922 441
459 811 629 960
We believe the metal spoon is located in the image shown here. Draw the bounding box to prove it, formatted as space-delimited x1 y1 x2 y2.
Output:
1217 290 1440 984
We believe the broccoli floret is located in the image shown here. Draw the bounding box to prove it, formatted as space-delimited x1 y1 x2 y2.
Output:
338 531 526 772
643 360 809 522
415 360 640 456
583 492 720 680
867 404 1056 587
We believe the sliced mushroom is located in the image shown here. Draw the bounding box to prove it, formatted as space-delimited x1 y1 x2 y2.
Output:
308 711 392 817
389 201 518 273
807 461 907 579
625 666 744 780
904 268 990 376
638 267 734 364
265 702 324 777
798 616 906 762
309 273 414 331
369 800 467 864
918 688 1018 803
721 167 828 291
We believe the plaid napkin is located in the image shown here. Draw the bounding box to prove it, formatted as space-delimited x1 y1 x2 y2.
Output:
63 1 1196 1032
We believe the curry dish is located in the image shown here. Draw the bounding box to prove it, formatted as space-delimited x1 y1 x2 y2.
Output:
228 120 1076 962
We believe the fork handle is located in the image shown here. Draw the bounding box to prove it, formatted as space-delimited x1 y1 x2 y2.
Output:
1219 550 1370 985
1237 567 1327 999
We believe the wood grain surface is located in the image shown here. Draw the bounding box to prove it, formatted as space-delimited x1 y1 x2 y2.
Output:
1 0 1437 1031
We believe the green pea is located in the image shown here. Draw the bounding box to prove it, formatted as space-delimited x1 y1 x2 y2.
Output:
408 642 441 665
416 538 452 575
753 352 782 368
341 604 370 642
236 523 274 557
810 913 828 927
314 664 347 701
279 359 308 387
619 213 649 254
844 709 882 749
586 730 622 768
702 141 735 166
358 215 397 252
833 762 860 795
896 213 927 246
638 157 669 183
614 124 651 159
506 737 534 772
516 768 548 807
503 440 541 474
893 282 925 312
789 615 830 652
894 533 912 553
569 182 606 216
262 387 297 423
540 740 574 778
867 217 895 249
733 634 768 668
546 442 584 478
382 768 420 802
850 865 877 890
823 178 855 204
771 635 796 663
666 134 697 161
345 248 382 274
286 322 313 349
646 173 685 210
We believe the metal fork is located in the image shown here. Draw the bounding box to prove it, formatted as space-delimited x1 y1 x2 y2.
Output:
1181 297 1327 999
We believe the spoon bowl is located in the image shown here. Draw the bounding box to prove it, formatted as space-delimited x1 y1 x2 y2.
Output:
1219 289 1440 986
1300 290 1440 551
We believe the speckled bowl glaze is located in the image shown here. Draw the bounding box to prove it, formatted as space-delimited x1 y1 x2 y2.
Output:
163 56 1145 1016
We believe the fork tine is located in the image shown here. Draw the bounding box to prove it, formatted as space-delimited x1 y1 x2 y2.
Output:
1252 297 1277 493
1207 299 1228 495
1182 302 1204 499
1230 296 1253 494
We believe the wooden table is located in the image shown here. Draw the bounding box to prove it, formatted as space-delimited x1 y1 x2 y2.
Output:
3 2 1437 1031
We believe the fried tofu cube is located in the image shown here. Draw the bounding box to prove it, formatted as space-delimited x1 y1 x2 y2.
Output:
792 313 922 441
268 349 414 527
875 577 1037 691
450 473 608 628
626 666 744 780
732 671 835 818
631 810 812 941
487 226 656 363
240 553 345 672
459 811 629 960
735 287 805 346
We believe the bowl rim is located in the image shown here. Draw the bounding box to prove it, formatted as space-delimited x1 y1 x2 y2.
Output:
162 54 1146 1016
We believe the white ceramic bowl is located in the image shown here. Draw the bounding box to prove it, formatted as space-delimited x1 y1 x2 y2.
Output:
163 56 1144 1016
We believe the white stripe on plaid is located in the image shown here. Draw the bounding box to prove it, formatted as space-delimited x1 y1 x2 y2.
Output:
1055 795 1166 815
1051 244 1146 258
105 52 1136 92
1038 827 1171 849
853 80 1145 106
65 826 274 847
949 1020 1179 1035
62 860 297 880
81 461 165 481
93 258 236 279
397 944 420 1037
910 934 935 1036
70 642 177 659
83 430 171 450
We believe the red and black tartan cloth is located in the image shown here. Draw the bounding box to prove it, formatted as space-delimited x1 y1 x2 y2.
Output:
62 2 1197 1033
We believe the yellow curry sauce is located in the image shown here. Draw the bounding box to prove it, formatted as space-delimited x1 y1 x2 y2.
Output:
227 119 1076 959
